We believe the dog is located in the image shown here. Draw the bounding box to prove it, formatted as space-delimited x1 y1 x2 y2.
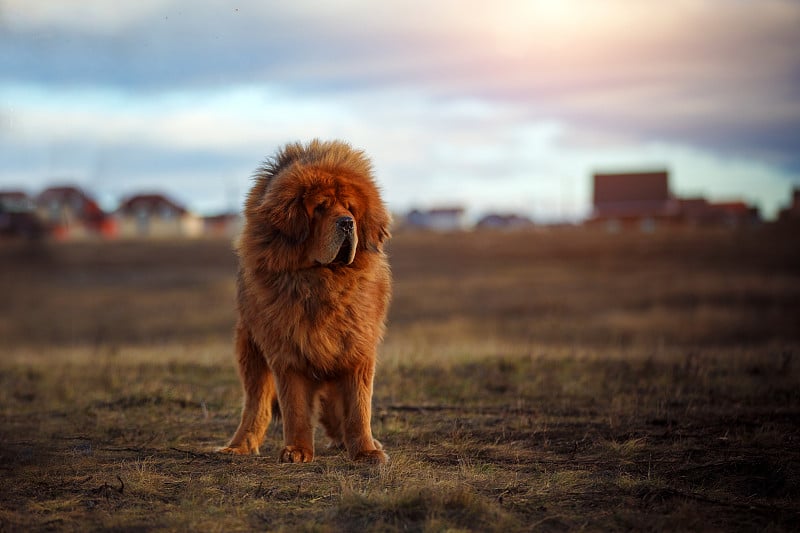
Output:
218 139 391 464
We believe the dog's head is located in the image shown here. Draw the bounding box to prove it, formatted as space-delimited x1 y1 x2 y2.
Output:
241 140 390 272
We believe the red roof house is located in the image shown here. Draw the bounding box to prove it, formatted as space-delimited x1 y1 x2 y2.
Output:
115 193 202 238
35 185 114 239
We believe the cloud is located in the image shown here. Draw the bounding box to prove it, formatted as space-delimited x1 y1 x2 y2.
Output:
2 80 793 220
1 1 798 218
2 0 798 168
0 82 582 216
0 0 168 33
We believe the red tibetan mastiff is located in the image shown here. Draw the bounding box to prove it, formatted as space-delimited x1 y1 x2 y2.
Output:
219 140 391 464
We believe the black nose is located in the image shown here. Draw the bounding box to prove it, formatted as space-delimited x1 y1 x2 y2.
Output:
337 216 354 233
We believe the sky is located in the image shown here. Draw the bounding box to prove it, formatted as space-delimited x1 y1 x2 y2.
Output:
1 0 798 221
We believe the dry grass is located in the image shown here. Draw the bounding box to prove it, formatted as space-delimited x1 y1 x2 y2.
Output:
1 227 799 531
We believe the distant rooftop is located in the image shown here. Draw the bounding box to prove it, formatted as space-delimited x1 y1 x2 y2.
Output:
117 194 188 216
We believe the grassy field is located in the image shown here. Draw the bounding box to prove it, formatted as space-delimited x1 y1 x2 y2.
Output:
1 227 799 531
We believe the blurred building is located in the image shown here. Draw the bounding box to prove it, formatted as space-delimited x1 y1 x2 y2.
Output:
115 194 202 238
777 188 800 224
202 212 242 239
476 213 534 230
589 170 759 230
405 207 466 231
0 190 45 239
591 170 678 230
36 185 115 239
678 198 761 227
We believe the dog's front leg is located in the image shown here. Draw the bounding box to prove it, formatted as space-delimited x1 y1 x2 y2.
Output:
341 362 388 464
275 368 316 463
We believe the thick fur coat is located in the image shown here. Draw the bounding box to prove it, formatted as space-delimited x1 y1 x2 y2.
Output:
219 140 391 463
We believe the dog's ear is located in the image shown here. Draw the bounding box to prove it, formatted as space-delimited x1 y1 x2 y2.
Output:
262 184 309 243
278 196 310 243
361 204 391 252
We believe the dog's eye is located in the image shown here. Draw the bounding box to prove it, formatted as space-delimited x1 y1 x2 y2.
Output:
314 202 326 214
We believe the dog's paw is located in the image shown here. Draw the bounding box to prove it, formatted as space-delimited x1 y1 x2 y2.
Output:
279 446 313 463
217 445 258 455
353 448 389 464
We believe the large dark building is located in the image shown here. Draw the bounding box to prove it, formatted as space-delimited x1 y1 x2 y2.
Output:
590 170 759 229
592 170 675 220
